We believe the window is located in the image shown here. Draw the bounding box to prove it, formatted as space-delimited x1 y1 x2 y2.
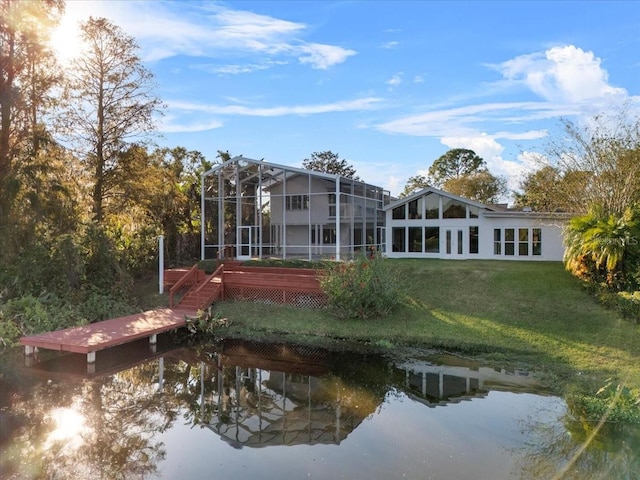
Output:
322 226 336 244
286 194 309 210
493 229 501 255
408 199 421 219
469 206 479 219
505 228 515 256
392 205 406 220
493 227 543 257
518 228 529 256
533 228 542 256
469 226 479 254
446 230 452 254
392 227 406 252
442 198 466 218
457 230 463 254
424 193 439 219
425 227 440 253
409 227 422 252
328 193 336 217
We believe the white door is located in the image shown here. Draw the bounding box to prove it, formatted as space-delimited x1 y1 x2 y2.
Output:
445 229 465 258
237 226 252 261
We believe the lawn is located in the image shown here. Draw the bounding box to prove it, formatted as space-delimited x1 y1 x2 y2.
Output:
212 259 640 393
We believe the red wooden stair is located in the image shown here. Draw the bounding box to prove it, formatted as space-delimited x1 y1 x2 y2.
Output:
170 264 224 311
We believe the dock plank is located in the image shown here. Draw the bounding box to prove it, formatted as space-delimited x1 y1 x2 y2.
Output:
20 308 196 355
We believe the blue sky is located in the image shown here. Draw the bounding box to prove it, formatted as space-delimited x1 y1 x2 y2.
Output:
52 1 640 199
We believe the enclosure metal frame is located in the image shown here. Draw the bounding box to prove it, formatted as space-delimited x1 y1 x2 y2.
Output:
200 156 390 262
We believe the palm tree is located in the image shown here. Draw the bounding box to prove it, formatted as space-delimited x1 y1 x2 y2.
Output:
564 207 637 288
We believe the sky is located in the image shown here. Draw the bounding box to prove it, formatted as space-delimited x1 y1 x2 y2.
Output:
50 0 640 200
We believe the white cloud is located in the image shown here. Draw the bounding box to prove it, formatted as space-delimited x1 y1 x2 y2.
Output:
159 117 224 133
56 2 356 69
168 97 383 117
381 41 400 49
298 43 356 69
386 73 403 89
496 45 627 104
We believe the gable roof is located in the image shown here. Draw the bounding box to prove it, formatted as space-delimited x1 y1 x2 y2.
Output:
384 186 495 211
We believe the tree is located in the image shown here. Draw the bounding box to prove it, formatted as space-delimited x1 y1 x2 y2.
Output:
536 111 640 216
427 148 485 187
302 151 359 179
563 207 639 289
0 0 64 236
442 171 508 204
61 17 163 223
399 174 429 198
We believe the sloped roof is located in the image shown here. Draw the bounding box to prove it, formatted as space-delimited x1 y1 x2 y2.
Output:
384 186 495 211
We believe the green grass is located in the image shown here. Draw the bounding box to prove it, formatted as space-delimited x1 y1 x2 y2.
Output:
211 259 640 393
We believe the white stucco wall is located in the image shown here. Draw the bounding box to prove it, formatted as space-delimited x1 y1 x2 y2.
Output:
384 189 569 261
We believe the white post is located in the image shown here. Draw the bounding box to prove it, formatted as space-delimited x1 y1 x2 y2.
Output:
335 177 341 261
158 235 164 294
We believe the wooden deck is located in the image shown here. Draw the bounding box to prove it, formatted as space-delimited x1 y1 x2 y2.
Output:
20 308 196 364
21 263 326 366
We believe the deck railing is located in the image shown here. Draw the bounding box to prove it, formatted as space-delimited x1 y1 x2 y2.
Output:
169 264 201 308
191 263 224 310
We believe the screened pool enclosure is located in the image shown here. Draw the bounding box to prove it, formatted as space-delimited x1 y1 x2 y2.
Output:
201 157 391 261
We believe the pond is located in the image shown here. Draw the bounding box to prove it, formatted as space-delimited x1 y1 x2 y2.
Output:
1 335 638 479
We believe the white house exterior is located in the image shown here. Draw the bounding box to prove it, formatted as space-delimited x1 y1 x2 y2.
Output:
384 187 569 261
201 158 570 262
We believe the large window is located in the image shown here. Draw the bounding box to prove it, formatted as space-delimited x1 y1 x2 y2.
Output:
505 228 515 256
518 228 529 256
469 226 479 254
392 205 406 220
533 228 542 256
425 227 440 253
442 198 466 218
392 227 406 252
286 194 309 210
408 199 422 219
493 229 501 255
493 227 543 257
424 194 439 219
409 227 422 252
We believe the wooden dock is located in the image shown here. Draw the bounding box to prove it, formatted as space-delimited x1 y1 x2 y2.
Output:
20 308 196 364
21 263 326 366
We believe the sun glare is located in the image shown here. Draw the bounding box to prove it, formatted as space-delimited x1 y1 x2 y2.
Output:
46 407 89 451
49 11 84 63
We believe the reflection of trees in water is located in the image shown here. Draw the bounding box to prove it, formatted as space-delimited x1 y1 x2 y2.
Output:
4 343 640 478
516 403 640 479
3 362 175 479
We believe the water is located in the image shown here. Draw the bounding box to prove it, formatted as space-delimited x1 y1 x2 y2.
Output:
1 336 638 479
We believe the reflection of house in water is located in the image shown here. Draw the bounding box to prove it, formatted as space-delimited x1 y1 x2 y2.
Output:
197 341 379 449
202 366 372 449
396 360 542 407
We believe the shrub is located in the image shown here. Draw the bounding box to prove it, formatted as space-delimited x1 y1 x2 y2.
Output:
319 254 404 319
0 294 84 338
567 380 640 425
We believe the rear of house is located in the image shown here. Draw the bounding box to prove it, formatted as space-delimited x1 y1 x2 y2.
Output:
384 187 568 261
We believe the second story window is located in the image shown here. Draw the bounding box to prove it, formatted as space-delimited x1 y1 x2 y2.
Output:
286 194 309 210
328 193 336 217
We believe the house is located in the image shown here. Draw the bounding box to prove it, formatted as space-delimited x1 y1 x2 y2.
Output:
200 156 390 261
384 186 570 260
200 157 570 262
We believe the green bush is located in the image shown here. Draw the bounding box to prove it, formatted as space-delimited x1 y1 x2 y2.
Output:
597 289 640 323
0 294 84 338
567 380 640 425
319 254 404 319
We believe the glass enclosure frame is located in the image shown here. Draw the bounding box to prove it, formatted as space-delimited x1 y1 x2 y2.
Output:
201 157 390 261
